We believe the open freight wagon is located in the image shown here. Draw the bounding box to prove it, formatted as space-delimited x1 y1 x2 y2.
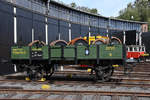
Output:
11 39 127 82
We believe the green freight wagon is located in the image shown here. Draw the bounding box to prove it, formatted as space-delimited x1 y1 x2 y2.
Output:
11 42 126 82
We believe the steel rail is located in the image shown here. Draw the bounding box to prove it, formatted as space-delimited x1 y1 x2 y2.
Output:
0 99 44 100
0 79 150 88
0 89 150 97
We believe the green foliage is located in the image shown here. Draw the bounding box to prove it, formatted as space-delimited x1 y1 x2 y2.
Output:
70 2 77 8
118 0 150 31
90 8 98 14
70 2 99 15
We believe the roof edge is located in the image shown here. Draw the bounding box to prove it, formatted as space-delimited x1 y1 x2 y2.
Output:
51 0 148 24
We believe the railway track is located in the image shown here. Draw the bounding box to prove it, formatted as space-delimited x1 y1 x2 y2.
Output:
0 79 150 88
0 89 150 100
0 63 150 99
1 74 150 89
1 69 150 84
2 73 150 83
1 89 150 96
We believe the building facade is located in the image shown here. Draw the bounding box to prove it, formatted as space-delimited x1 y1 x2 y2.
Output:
3 0 149 44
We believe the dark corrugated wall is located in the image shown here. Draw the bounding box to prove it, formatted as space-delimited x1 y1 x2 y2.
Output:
0 1 14 75
71 23 81 39
80 25 89 37
17 8 32 45
142 32 150 53
33 13 45 42
59 20 69 41
48 18 59 43
111 30 123 42
91 27 99 36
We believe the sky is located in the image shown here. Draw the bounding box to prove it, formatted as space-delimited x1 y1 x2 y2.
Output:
58 0 135 17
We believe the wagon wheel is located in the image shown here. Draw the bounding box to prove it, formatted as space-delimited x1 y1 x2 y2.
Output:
111 39 120 45
94 65 114 82
29 64 54 80
73 39 88 46
92 39 105 45
25 64 45 80
50 40 67 46
45 66 54 78
110 37 122 45
28 40 46 47
26 67 38 80
68 37 88 46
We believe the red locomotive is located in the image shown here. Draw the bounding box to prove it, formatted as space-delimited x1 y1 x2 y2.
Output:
127 45 145 59
126 45 149 62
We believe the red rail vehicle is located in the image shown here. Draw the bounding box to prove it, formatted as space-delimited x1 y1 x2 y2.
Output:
126 45 149 62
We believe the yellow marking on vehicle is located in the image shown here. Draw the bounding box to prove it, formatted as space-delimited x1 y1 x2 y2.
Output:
25 77 30 81
109 53 112 57
141 53 149 56
12 48 25 51
12 49 26 54
67 74 72 78
12 51 26 54
112 65 119 67
106 47 115 51
32 48 42 51
97 36 109 39
87 69 92 72
84 35 109 45
39 78 46 82
41 84 50 90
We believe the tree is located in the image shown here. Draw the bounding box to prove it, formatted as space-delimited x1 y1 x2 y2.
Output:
118 0 150 31
70 2 99 15
90 8 98 14
70 2 77 8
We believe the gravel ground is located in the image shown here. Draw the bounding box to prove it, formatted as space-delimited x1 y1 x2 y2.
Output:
11 93 27 99
0 93 149 100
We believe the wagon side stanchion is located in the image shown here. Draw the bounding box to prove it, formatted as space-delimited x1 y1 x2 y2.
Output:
96 45 100 65
74 45 78 65
46 45 54 79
